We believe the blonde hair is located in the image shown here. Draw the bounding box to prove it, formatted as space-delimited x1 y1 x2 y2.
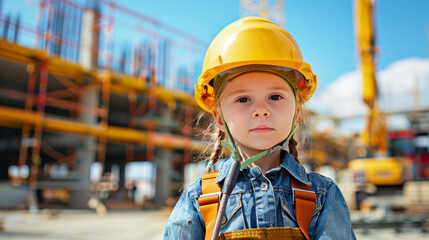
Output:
196 94 310 174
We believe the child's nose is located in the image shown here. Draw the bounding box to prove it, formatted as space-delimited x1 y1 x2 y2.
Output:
252 109 271 118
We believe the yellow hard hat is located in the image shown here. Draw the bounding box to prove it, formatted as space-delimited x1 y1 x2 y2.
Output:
195 16 317 113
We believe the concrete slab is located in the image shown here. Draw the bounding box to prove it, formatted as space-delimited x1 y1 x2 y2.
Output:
0 210 168 240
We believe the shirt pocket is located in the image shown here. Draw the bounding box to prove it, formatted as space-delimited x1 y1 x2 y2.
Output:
220 192 244 231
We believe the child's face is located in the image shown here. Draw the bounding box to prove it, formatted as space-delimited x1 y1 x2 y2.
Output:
214 72 296 154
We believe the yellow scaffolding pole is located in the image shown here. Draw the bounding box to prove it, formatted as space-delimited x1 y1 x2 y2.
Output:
0 105 204 151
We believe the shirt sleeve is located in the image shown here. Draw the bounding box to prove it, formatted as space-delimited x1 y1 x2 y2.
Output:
164 180 205 240
312 180 357 240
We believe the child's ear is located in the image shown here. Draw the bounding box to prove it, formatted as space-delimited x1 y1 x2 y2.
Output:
212 109 226 133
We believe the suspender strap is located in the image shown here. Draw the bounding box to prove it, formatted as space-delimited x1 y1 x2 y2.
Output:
198 171 316 240
291 178 316 240
198 171 221 240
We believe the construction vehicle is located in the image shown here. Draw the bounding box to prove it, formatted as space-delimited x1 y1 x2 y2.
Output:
348 0 407 189
347 1 429 229
348 129 425 187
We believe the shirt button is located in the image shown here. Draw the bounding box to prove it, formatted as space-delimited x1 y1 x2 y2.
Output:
261 182 268 191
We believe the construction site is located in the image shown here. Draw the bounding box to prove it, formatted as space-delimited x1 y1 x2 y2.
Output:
0 0 428 239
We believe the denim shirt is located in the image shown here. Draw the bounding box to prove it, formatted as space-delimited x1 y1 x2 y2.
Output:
164 151 356 240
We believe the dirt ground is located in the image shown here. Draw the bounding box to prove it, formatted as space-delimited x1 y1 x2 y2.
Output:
0 210 428 240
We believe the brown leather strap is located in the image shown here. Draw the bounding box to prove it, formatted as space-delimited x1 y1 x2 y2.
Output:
291 178 316 240
198 171 316 240
198 171 221 240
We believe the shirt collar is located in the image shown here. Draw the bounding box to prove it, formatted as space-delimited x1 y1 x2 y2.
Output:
215 155 232 184
215 151 311 186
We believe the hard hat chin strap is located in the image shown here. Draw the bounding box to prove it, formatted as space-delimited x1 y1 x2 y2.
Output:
218 108 241 162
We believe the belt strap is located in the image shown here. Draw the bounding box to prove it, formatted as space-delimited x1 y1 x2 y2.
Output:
291 178 316 240
198 171 221 240
219 227 306 240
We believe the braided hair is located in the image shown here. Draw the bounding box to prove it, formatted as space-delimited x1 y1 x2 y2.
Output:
288 135 300 163
203 129 225 174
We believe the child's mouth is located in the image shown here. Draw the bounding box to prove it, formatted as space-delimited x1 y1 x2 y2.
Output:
250 127 274 133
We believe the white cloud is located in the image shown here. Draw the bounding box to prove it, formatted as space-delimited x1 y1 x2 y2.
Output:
311 57 429 119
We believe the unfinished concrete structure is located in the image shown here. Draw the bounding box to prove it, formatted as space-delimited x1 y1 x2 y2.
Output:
0 0 205 210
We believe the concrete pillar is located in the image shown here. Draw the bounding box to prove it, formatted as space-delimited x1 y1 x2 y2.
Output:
154 149 172 206
80 8 99 72
69 8 101 209
70 86 98 209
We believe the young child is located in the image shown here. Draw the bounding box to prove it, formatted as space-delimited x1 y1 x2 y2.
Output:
164 17 356 240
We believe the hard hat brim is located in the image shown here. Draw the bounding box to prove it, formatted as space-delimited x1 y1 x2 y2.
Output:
196 60 316 113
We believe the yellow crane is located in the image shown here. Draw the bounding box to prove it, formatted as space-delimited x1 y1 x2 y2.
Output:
355 0 388 157
348 1 416 212
348 0 412 188
349 2 429 216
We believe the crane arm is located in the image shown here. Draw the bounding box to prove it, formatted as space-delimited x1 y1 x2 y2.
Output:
355 0 387 156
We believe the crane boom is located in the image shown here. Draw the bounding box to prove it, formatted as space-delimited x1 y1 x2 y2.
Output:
355 0 387 156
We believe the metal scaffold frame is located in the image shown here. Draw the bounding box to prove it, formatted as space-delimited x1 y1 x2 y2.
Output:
0 0 206 209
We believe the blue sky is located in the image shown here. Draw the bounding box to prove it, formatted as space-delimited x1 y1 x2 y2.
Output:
117 0 429 92
2 0 429 100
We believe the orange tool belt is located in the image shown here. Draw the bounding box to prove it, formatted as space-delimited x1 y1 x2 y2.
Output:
197 171 316 240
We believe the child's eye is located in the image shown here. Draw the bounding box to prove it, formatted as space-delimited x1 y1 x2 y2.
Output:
269 94 283 101
236 97 251 103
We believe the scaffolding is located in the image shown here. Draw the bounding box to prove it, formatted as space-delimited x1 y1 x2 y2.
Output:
0 0 205 209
